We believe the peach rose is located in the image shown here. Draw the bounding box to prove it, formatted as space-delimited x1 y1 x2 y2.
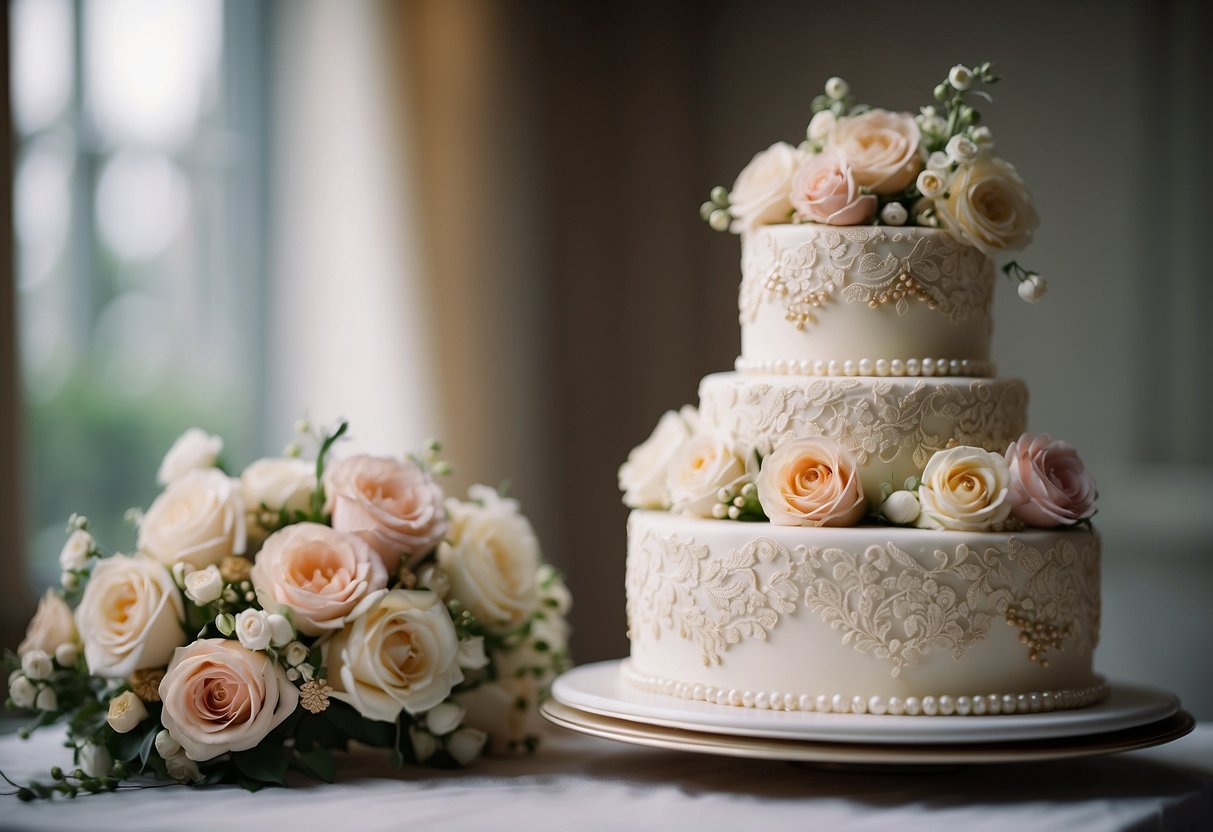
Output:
665 432 749 517
19 590 77 658
789 152 877 226
75 554 185 678
1006 434 1098 528
916 445 1014 531
251 522 388 636
323 589 464 722
138 468 247 568
728 141 804 232
829 109 923 194
159 639 298 761
756 437 867 526
324 455 447 572
937 154 1038 255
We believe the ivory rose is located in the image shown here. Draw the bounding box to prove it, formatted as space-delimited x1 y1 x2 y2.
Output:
756 437 867 527
665 432 748 517
323 589 464 722
937 154 1038 255
159 639 298 762
138 468 247 568
324 455 448 572
251 523 388 636
789 152 877 226
75 554 185 678
241 457 315 521
727 141 803 232
829 109 923 194
19 590 77 658
618 405 698 509
157 428 223 485
437 485 542 633
59 529 94 571
1006 434 1098 527
916 445 1014 531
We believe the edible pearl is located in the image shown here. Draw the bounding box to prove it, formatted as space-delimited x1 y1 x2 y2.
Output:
831 693 848 714
741 691 755 708
921 358 935 377
827 360 842 376
890 359 905 376
955 696 972 716
868 696 887 716
887 697 904 716
858 358 874 375
798 359 812 375
922 696 938 716
1029 693 1042 713
816 694 830 713
851 695 868 714
843 360 856 376
905 696 922 716
938 695 956 716
799 694 814 712
935 358 949 376
813 360 827 376
875 359 889 376
754 691 769 710
728 689 742 706
906 358 920 376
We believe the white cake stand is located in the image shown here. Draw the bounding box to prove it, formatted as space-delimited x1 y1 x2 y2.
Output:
542 660 1194 765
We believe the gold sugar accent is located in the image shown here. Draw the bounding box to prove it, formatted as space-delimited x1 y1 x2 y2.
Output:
130 668 166 702
221 555 252 583
1004 605 1070 668
300 679 333 714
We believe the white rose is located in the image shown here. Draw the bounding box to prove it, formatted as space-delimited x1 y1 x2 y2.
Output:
425 701 466 736
945 134 979 164
35 687 57 712
9 676 36 709
323 589 464 722
19 590 77 658
76 553 186 678
937 154 1038 255
881 490 921 525
917 445 1014 531
916 168 948 199
139 468 247 568
107 690 149 733
79 743 113 778
665 433 747 518
241 457 315 523
157 427 223 485
807 110 836 142
619 406 697 509
438 486 542 634
183 564 223 605
283 641 310 667
59 529 94 571
234 609 273 651
728 142 803 233
266 614 293 646
21 649 53 681
927 151 951 171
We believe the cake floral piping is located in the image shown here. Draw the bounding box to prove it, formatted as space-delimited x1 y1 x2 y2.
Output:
734 356 995 377
622 661 1110 716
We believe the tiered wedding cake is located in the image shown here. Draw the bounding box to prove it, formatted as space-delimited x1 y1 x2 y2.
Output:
619 65 1103 717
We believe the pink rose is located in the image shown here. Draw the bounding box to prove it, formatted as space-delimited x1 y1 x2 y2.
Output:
829 109 923 194
756 437 867 527
159 639 298 761
1006 434 1098 527
324 455 448 572
790 152 877 226
251 522 388 636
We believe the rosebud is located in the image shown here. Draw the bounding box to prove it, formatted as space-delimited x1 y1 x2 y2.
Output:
106 691 148 733
948 64 973 90
1018 274 1048 303
880 202 908 226
824 76 849 100
881 490 921 525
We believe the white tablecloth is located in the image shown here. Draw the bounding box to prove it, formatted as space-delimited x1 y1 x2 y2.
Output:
1 723 1210 832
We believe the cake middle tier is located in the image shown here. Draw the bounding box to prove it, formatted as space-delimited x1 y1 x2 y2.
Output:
698 372 1028 505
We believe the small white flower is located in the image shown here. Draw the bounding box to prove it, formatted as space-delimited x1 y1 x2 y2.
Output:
165 752 203 783
285 667 300 682
266 613 294 647
157 428 223 485
235 608 273 651
425 701 466 736
21 649 53 681
69 513 88 530
807 110 836 142
60 571 79 591
927 151 951 171
79 743 114 778
919 105 937 119
446 727 488 765
35 686 58 712
916 169 948 199
945 134 978 164
154 729 182 760
9 675 35 709
824 76 849 100
183 564 224 606
59 530 94 571
1018 274 1048 303
880 202 908 226
881 490 921 525
298 663 315 682
409 726 438 762
283 641 310 667
54 642 78 667
972 125 994 144
948 64 973 90
106 690 148 733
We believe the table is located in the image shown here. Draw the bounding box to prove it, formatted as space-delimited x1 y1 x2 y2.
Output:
0 723 1210 831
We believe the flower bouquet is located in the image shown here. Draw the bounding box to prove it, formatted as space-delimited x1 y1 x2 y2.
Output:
5 421 570 798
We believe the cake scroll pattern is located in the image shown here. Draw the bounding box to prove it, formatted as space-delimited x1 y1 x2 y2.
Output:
626 522 1100 676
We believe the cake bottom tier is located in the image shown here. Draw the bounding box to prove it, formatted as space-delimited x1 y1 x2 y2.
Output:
625 511 1104 716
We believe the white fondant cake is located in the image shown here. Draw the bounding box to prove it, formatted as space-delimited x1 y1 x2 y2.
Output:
619 66 1103 716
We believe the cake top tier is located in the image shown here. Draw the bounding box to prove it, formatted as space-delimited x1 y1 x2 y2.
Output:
701 62 1049 362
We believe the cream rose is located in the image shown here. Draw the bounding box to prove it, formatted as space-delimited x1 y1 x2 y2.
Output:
789 152 878 226
75 554 185 678
324 454 448 572
106 690 149 733
251 523 388 636
59 529 94 571
157 428 223 485
728 141 803 232
242 457 315 520
829 109 923 194
1006 434 1098 528
437 485 542 633
159 639 298 762
665 432 748 517
138 468 247 568
323 589 463 722
937 154 1038 255
756 437 867 527
917 445 1014 531
19 590 77 657
619 406 698 509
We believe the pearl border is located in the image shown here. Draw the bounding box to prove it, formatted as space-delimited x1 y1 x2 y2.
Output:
622 663 1110 717
735 356 996 378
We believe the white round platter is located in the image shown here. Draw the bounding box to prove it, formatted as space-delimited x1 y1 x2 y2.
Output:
550 660 1182 745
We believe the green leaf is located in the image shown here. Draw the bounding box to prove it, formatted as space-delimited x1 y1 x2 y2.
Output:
231 744 290 786
292 748 336 783
322 701 395 748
